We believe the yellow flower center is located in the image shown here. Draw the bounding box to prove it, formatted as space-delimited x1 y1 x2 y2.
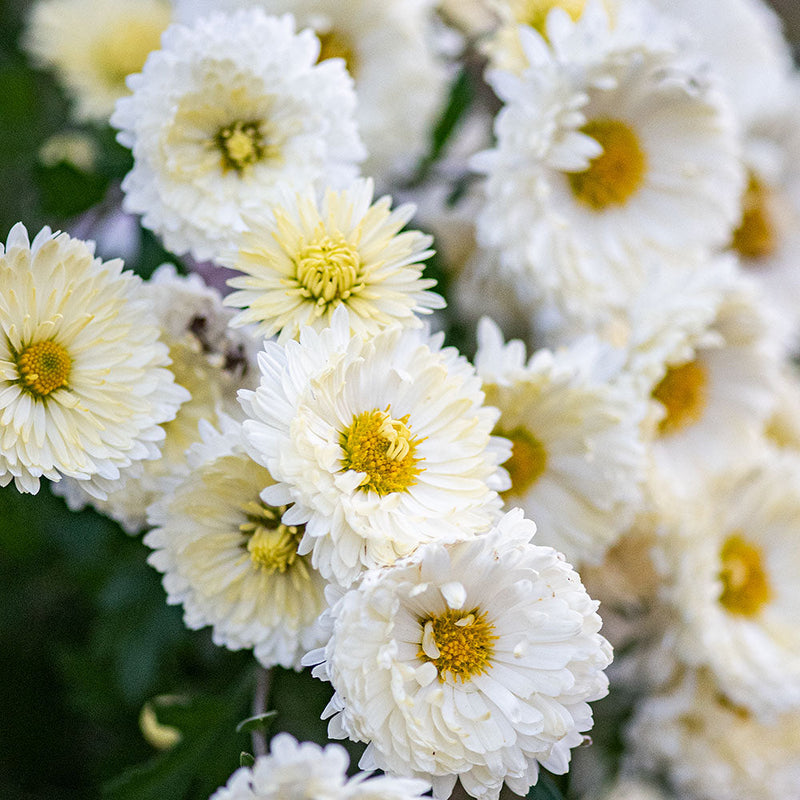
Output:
295 231 364 308
240 500 304 574
418 607 496 682
718 533 771 617
498 427 548 498
215 120 266 175
317 29 358 76
567 118 647 210
512 0 586 36
91 17 167 89
16 340 72 397
732 174 777 261
340 407 423 495
651 360 707 436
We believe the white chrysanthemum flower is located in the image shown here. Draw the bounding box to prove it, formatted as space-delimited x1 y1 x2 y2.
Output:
172 0 449 180
52 264 258 532
222 179 443 343
597 776 668 800
626 669 800 800
655 453 800 720
23 0 170 123
474 317 647 566
764 364 800 452
305 510 612 800
472 2 745 321
111 10 364 262
0 224 187 496
239 307 509 587
145 417 328 669
210 733 430 800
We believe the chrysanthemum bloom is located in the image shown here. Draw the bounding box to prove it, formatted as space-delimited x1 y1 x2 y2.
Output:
625 669 800 800
0 224 187 495
53 265 258 533
305 510 612 800
239 308 510 587
472 2 744 321
210 733 430 800
654 453 800 721
111 10 364 262
223 180 444 342
23 0 170 123
145 417 327 669
474 317 647 566
172 0 449 180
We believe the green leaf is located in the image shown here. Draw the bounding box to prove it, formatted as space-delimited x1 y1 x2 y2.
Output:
239 752 255 769
235 711 278 735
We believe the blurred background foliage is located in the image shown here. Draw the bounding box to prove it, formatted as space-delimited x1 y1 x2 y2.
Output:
1 0 798 798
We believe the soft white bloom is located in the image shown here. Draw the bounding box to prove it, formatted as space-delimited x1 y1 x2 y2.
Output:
655 453 800 720
596 776 668 800
145 417 328 669
475 317 648 566
0 224 187 495
472 2 744 321
111 10 364 262
23 0 170 122
53 265 258 532
210 733 431 800
626 669 800 800
223 179 443 342
172 0 449 180
239 307 509 587
305 509 612 800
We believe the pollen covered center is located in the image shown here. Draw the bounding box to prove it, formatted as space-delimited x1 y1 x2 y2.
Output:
215 120 266 174
718 532 771 617
732 174 777 261
513 0 586 37
419 607 497 682
340 407 423 495
240 500 304 575
295 231 364 308
568 118 646 210
16 339 72 397
651 359 707 436
498 426 548 497
316 29 358 76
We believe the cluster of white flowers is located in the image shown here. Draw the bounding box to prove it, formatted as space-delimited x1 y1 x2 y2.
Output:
9 0 800 798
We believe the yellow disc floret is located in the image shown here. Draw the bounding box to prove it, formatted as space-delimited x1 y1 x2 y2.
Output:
317 29 358 76
511 0 586 37
568 118 647 210
16 339 72 398
732 174 777 261
718 533 771 617
418 607 497 682
240 499 305 575
340 407 423 495
498 426 548 498
294 230 364 309
215 120 266 175
651 359 708 436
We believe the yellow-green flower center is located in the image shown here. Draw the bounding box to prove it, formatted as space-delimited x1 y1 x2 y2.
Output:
512 0 586 37
317 29 358 76
295 231 364 308
215 120 266 175
718 533 771 617
340 408 423 495
568 118 647 210
651 360 707 436
15 339 72 397
498 426 548 498
240 500 304 574
418 607 496 682
91 17 167 89
732 174 777 261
